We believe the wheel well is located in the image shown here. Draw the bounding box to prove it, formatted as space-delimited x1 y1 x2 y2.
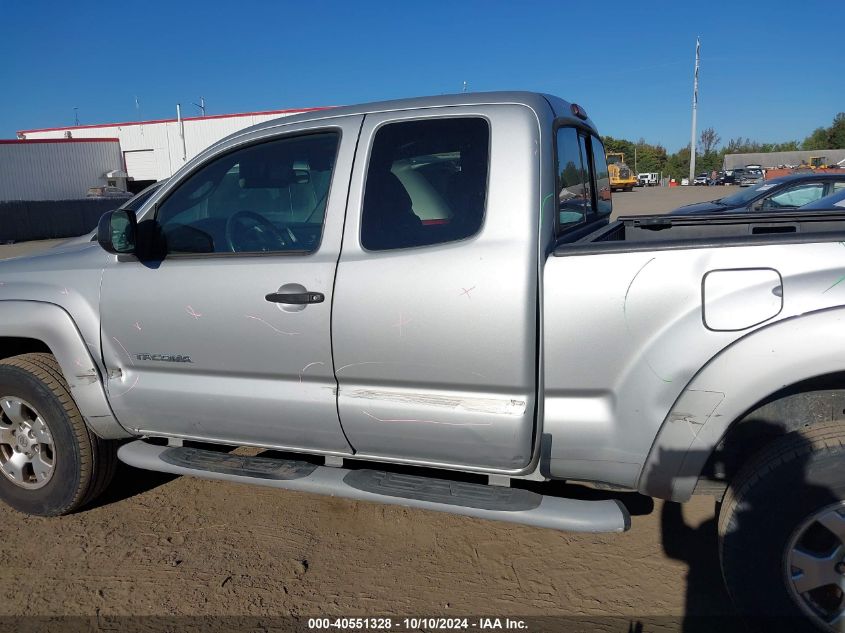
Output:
695 372 845 496
0 337 52 361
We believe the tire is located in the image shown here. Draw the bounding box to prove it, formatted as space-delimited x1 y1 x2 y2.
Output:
0 353 118 516
718 421 845 631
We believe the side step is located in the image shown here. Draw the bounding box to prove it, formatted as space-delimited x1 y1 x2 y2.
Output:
117 441 631 533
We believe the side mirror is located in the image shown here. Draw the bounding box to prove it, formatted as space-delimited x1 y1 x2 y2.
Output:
97 209 137 254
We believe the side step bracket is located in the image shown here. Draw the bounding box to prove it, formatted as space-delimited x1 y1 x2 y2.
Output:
118 441 631 533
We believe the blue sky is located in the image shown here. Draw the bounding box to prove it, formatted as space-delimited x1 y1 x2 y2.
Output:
2 1 842 151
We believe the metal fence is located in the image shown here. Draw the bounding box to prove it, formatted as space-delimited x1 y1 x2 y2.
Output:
0 198 119 242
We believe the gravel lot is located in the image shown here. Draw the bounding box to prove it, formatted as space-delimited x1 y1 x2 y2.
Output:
611 184 739 218
0 186 740 631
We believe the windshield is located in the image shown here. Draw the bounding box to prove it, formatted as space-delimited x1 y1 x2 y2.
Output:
718 180 785 205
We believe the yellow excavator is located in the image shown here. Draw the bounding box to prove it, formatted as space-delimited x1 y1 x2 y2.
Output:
607 152 638 192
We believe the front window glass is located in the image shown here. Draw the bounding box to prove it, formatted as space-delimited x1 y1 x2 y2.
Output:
762 183 826 209
156 133 339 254
122 183 161 212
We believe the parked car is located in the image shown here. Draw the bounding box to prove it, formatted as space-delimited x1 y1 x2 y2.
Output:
671 173 845 214
713 170 738 185
693 173 710 186
85 185 133 199
680 177 690 185
3 92 845 631
738 166 764 187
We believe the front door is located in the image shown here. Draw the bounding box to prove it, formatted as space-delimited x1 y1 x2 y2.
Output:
331 107 540 472
99 117 363 453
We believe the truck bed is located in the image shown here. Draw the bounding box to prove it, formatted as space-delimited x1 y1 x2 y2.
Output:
555 211 845 256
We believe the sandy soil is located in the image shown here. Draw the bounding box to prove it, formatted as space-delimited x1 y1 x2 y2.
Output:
0 469 733 625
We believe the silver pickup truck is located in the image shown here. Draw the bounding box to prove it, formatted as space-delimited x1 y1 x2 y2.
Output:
1 92 844 629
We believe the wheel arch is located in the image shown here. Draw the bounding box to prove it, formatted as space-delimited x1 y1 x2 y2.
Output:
639 306 845 501
0 301 130 440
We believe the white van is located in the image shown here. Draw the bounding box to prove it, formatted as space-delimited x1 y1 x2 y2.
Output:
637 172 659 186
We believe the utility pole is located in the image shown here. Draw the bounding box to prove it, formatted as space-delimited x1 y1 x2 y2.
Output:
634 145 638 174
689 36 700 183
177 103 187 162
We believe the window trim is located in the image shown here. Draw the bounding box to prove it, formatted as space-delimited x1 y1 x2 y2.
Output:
359 114 492 253
553 121 606 237
150 128 343 260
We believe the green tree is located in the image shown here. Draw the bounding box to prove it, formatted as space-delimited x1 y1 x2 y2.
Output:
633 139 668 173
664 146 691 181
561 160 580 186
802 128 828 150
602 136 667 173
829 113 845 149
699 128 721 155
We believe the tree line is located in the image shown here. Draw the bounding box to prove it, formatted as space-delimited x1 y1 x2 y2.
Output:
603 112 845 180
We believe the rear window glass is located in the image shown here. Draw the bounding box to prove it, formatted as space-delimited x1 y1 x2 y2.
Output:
361 118 489 251
589 136 612 216
556 127 590 227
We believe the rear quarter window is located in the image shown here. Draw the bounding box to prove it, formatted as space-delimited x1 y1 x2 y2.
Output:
360 117 489 251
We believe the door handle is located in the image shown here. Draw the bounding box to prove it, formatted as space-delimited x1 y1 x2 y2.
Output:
265 291 325 305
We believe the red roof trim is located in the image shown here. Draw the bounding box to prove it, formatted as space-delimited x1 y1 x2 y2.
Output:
0 137 120 144
18 106 334 135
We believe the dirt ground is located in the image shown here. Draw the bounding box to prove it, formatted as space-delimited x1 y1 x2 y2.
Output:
611 184 739 218
0 186 740 631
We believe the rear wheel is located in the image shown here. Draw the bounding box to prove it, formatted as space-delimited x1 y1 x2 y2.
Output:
0 353 118 516
718 421 845 632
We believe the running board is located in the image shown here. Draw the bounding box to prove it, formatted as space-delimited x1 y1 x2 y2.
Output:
117 441 631 533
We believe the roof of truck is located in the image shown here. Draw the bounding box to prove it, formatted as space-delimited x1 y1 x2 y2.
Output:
208 91 596 154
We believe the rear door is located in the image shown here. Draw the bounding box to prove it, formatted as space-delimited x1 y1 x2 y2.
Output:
331 106 540 472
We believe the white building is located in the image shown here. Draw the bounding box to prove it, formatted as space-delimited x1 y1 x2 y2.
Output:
18 106 329 190
0 138 124 201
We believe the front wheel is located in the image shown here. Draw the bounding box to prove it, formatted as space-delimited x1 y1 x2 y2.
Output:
0 353 118 516
719 421 845 632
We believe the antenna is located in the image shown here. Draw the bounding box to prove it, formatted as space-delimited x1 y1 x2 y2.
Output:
135 96 144 136
192 96 206 116
73 107 79 126
689 36 700 183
